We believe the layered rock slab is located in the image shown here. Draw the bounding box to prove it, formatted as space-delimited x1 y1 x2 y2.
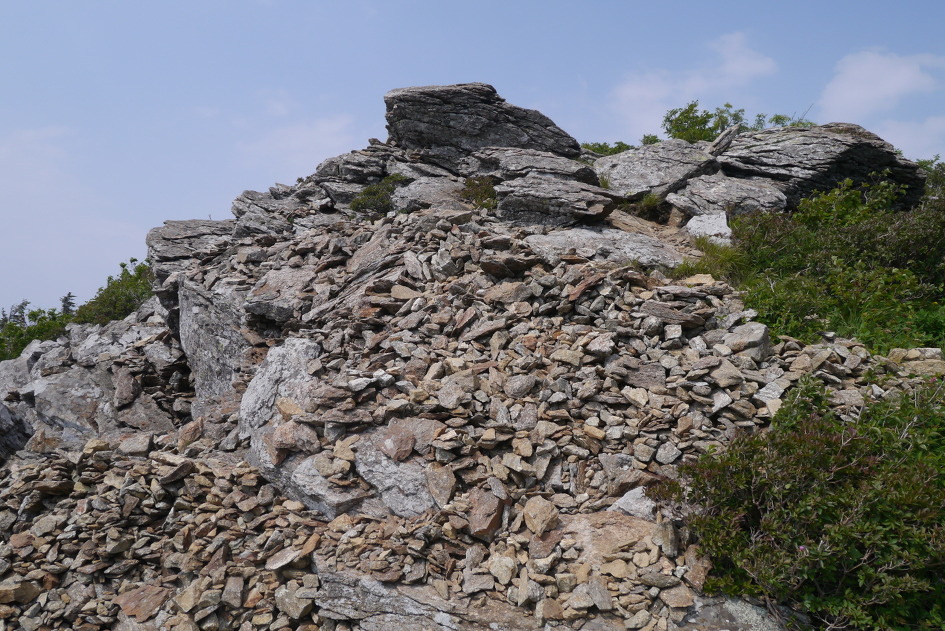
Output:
385 83 581 171
594 139 716 199
718 123 926 209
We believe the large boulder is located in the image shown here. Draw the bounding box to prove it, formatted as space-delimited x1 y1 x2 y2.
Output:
524 227 682 268
494 173 619 226
718 123 926 209
146 219 234 298
666 172 788 216
594 139 717 200
384 83 581 172
461 147 599 185
177 278 251 422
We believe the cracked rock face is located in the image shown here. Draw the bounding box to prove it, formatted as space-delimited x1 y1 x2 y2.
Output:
0 83 932 631
385 83 581 172
594 140 717 200
718 123 926 210
666 173 788 217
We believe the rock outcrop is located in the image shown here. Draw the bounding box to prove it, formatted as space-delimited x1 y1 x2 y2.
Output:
594 139 716 200
0 83 932 631
717 123 926 210
385 83 581 172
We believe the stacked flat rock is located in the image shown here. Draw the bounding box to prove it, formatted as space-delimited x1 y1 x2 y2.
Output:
0 83 935 631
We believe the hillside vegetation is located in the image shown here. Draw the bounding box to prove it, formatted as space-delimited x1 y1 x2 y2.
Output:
0 259 153 361
585 104 945 631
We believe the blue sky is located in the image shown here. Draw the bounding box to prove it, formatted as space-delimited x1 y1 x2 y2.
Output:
2 0 944 311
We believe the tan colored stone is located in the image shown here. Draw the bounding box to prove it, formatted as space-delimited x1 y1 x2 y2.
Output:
659 584 694 608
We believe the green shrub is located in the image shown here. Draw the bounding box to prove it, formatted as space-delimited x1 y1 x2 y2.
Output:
459 176 498 209
917 155 945 204
662 101 814 143
672 175 945 353
0 306 71 361
580 141 632 156
349 174 408 213
73 258 154 326
672 236 748 283
666 377 945 630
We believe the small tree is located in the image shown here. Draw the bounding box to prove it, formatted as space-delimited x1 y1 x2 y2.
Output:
59 292 76 316
662 101 814 143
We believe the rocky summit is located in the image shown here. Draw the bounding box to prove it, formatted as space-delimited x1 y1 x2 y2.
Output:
0 83 936 631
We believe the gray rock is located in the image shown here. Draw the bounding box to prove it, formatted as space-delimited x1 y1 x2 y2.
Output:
678 595 789 631
461 147 598 185
354 431 436 518
385 83 580 172
495 174 619 226
594 139 716 199
314 148 390 185
685 213 732 244
245 267 313 324
145 219 234 296
667 172 787 217
178 279 250 421
230 189 297 237
0 403 30 462
607 487 656 519
390 176 466 213
719 123 925 210
524 227 682 268
313 563 541 630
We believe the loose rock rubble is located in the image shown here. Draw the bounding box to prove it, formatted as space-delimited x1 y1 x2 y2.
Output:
0 83 935 631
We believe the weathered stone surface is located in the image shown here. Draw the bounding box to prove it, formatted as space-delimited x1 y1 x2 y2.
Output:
719 123 925 210
684 212 733 244
4 83 931 631
390 176 466 213
462 147 599 185
594 139 716 199
354 432 436 518
146 219 234 292
667 172 787 217
524 227 682 268
523 495 559 536
608 487 656 520
231 189 298 237
495 173 618 225
385 83 580 171
678 596 787 631
177 278 249 421
0 403 30 462
113 585 170 622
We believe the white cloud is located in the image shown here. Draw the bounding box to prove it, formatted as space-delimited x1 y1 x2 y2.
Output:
610 32 777 143
238 115 357 181
818 51 945 122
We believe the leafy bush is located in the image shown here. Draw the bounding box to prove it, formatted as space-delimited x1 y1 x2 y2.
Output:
665 377 945 630
72 258 154 326
0 260 155 360
459 176 498 209
674 176 945 352
0 305 71 361
580 141 632 156
349 173 408 213
917 155 945 203
662 101 814 143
